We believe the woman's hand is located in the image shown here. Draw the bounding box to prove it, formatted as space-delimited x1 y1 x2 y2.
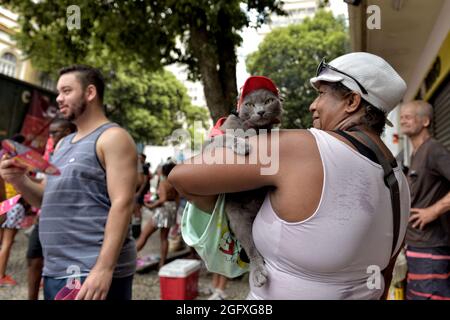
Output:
144 202 157 209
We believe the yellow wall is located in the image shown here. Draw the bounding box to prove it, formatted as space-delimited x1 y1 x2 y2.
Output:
422 32 450 101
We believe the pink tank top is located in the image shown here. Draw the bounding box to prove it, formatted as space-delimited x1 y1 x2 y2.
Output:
249 128 410 299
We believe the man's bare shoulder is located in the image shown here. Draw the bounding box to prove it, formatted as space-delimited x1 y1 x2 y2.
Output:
96 126 137 169
97 126 135 150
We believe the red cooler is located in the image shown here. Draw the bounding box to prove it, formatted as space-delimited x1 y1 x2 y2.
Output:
158 259 201 300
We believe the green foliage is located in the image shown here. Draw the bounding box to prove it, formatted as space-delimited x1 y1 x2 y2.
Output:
246 10 349 128
3 0 212 144
4 0 285 122
106 67 210 145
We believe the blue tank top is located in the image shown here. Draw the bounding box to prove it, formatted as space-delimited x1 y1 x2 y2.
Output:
40 122 136 278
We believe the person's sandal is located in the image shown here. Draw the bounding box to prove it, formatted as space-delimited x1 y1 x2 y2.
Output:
0 275 17 287
207 289 227 300
199 286 214 296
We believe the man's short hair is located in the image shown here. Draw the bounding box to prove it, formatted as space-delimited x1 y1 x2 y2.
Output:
58 65 105 102
408 100 434 124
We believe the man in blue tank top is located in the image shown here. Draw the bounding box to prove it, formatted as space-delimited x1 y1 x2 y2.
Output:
0 65 138 300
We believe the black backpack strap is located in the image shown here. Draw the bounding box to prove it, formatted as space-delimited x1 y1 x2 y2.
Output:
334 130 379 164
351 131 401 258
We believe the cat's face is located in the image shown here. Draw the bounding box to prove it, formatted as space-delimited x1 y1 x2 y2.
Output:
238 89 282 128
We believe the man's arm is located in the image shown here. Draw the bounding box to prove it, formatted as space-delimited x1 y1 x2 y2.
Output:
409 144 450 230
409 191 450 230
0 155 45 207
432 144 450 215
434 191 450 215
75 127 137 300
12 175 46 208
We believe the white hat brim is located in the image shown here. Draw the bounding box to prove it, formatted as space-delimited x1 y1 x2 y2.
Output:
310 71 344 90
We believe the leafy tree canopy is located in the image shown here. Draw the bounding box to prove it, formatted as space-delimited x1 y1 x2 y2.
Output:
3 1 215 144
5 0 285 122
106 65 210 145
246 10 349 128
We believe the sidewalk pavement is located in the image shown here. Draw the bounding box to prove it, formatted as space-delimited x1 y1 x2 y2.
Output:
0 211 249 300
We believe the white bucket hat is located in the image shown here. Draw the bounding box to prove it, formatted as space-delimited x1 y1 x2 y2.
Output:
310 52 407 126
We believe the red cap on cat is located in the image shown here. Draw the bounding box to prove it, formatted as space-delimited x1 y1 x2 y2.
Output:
238 76 279 110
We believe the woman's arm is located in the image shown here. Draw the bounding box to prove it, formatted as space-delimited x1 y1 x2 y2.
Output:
144 181 168 209
168 133 281 211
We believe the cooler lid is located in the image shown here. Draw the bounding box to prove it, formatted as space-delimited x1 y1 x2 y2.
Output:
158 259 201 278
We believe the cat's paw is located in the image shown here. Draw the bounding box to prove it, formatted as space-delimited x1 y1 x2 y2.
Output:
233 139 251 155
251 261 268 287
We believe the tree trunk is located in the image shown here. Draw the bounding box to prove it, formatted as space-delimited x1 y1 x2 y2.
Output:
217 7 238 113
189 24 237 122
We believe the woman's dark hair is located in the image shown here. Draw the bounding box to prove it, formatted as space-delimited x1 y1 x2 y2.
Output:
162 162 176 177
51 118 77 133
326 82 387 135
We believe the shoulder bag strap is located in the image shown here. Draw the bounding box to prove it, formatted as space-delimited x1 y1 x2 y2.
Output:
351 130 401 258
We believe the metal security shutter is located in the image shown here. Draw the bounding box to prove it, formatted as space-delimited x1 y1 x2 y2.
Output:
432 77 450 152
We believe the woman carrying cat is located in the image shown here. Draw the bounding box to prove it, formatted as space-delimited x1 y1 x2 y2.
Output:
168 52 411 299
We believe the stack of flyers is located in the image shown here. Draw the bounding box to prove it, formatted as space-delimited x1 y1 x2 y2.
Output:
1 139 60 175
0 195 21 216
54 280 82 300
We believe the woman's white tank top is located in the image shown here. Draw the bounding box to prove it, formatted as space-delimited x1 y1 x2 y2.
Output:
249 128 410 299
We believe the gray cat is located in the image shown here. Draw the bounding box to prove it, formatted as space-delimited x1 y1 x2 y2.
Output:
206 89 282 287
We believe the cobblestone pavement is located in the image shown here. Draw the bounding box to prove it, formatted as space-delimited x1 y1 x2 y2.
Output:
0 227 250 300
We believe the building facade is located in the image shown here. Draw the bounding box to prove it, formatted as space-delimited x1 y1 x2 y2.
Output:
165 63 208 109
258 0 320 36
348 0 450 158
0 6 55 90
